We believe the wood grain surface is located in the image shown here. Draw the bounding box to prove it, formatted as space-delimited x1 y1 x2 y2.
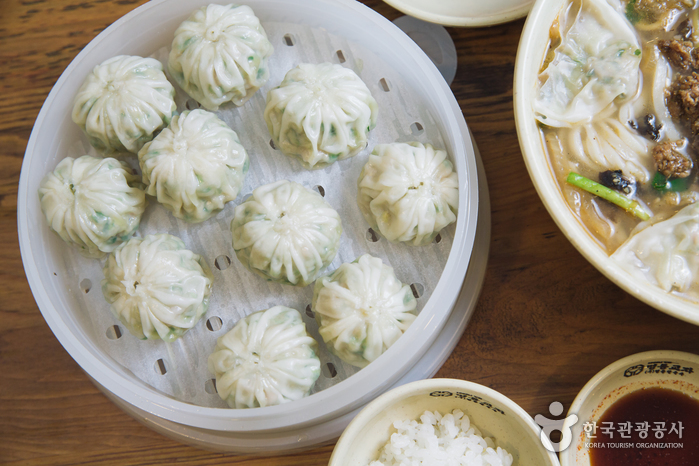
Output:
2 0 699 464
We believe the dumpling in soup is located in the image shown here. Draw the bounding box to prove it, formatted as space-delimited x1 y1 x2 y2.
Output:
534 0 653 180
534 0 643 127
612 202 699 294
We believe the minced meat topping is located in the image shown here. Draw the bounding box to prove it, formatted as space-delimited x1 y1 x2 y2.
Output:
653 140 693 178
658 39 699 70
667 72 699 130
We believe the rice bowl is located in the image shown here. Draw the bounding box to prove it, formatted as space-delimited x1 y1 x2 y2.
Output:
329 378 559 466
369 409 514 466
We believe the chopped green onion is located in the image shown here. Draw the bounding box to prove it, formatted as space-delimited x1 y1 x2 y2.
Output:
625 0 640 24
566 172 650 221
652 171 692 192
652 172 669 190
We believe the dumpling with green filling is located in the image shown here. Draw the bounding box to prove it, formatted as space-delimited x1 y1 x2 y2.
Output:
312 254 417 368
231 180 342 286
264 62 378 169
533 0 642 127
167 3 273 110
72 55 176 153
101 233 213 342
208 306 321 408
138 109 249 223
38 155 146 259
357 142 458 246
612 202 699 296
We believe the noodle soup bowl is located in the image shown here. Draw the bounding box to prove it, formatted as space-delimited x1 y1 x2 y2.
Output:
514 0 699 325
329 378 559 466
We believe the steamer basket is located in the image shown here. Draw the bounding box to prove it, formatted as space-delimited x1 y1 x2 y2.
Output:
18 0 484 452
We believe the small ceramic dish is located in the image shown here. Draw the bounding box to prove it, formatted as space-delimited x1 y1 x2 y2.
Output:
382 0 532 27
329 378 559 465
560 350 699 466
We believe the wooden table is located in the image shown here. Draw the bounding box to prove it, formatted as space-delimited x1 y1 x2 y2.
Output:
3 0 699 464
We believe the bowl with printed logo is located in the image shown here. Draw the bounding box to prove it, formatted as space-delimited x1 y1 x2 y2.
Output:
560 350 699 466
329 378 560 466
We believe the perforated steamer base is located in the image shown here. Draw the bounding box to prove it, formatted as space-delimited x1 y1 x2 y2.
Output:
95 130 490 453
18 0 486 452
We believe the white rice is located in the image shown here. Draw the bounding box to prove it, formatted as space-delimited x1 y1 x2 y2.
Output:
369 409 514 466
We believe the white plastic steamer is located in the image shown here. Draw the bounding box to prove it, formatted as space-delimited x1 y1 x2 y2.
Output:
18 0 488 453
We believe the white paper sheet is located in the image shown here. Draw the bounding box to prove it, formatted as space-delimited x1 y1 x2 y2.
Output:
63 20 455 408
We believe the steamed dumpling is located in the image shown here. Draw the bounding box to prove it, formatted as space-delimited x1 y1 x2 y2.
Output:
208 306 321 408
101 234 213 342
533 0 642 127
168 3 274 110
612 203 699 296
72 55 176 153
231 180 342 286
312 254 417 368
38 155 146 259
138 109 249 223
264 62 378 169
357 142 458 246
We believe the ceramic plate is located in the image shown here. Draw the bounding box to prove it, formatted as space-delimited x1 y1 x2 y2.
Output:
383 0 532 27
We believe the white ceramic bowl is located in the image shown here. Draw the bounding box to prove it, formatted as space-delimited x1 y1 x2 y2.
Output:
329 378 560 465
560 350 699 466
514 0 699 325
